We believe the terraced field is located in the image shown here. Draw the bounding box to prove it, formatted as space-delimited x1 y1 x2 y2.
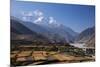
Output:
11 50 95 66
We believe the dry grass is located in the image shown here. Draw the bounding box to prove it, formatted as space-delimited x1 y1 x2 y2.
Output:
17 51 32 57
32 51 47 61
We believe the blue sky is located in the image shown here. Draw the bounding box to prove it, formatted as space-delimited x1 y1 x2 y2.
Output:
11 0 95 33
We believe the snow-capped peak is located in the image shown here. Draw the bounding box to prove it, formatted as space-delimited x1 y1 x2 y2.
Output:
47 16 61 27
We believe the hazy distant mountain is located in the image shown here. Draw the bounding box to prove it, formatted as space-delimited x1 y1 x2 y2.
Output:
45 24 78 42
11 16 78 43
26 17 78 42
44 24 77 42
75 26 95 47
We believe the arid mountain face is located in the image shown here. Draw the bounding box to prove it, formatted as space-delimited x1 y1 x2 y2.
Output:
75 27 95 47
11 17 50 43
85 33 95 47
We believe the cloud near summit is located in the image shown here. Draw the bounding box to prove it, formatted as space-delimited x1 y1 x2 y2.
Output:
33 10 44 23
20 9 59 25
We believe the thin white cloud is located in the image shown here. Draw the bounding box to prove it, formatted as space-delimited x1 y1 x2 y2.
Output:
33 9 43 17
49 16 56 24
48 16 61 27
20 11 34 21
21 11 33 17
